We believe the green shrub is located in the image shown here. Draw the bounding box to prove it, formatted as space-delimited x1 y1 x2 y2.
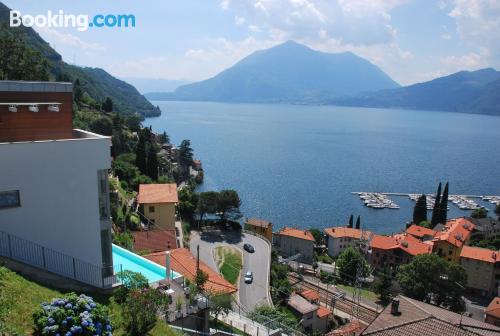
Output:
115 271 149 304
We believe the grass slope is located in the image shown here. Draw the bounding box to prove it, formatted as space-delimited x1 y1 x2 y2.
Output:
0 266 177 336
215 246 242 285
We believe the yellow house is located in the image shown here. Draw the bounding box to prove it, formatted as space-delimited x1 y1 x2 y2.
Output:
137 184 178 230
432 217 475 263
245 218 273 241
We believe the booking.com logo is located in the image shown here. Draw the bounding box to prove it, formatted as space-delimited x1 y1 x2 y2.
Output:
10 10 135 31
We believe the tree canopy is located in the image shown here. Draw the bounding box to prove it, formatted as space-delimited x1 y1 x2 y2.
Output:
216 189 242 221
336 246 370 283
471 207 488 219
413 194 427 225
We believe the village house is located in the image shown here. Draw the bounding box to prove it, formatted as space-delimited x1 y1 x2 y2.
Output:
0 81 114 287
245 218 273 241
369 233 432 269
485 297 500 327
273 227 315 263
287 293 331 334
432 217 475 263
468 217 500 240
362 295 500 335
324 227 373 258
405 224 437 241
137 183 178 230
459 245 500 297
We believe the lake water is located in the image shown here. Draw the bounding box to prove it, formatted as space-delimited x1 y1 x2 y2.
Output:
146 101 500 234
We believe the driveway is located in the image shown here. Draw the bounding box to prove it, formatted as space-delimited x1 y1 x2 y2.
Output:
190 229 272 311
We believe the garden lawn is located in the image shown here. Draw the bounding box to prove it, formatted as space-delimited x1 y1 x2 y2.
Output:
215 246 242 285
0 266 177 336
337 284 378 302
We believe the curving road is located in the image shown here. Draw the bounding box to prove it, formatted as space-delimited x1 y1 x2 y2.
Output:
190 229 271 311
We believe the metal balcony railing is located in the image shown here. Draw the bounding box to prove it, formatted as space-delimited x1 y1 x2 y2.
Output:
0 230 120 288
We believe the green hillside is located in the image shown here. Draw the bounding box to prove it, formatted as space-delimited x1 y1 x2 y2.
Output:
0 1 159 117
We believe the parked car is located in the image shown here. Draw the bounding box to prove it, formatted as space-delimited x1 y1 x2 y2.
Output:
243 243 255 253
244 271 253 284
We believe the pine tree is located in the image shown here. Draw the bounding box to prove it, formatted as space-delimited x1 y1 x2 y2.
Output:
102 97 113 112
347 214 354 228
355 215 361 229
413 194 427 225
439 182 449 224
146 144 159 181
135 133 147 175
431 182 442 227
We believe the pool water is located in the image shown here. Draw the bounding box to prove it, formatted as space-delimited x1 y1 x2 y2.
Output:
112 244 181 283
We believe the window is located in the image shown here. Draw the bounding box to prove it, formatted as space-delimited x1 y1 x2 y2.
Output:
149 205 155 213
97 170 110 220
101 229 113 276
0 190 21 209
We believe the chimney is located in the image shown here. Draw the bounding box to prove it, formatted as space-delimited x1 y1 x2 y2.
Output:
391 298 400 316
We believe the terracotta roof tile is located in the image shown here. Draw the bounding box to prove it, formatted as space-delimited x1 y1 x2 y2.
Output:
326 321 367 335
144 248 237 295
433 218 475 248
317 306 332 318
324 227 372 239
460 246 500 263
370 234 432 256
406 224 437 239
246 218 272 228
486 297 500 319
300 289 320 302
276 227 315 242
137 183 178 204
132 229 177 253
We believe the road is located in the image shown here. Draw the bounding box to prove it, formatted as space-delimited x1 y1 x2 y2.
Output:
190 229 272 311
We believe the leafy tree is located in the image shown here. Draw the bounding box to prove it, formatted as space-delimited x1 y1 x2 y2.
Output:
89 115 113 136
309 228 325 245
115 270 149 303
470 236 500 250
336 246 369 284
372 267 393 303
146 144 159 181
178 188 198 220
413 194 427 224
101 97 113 112
113 159 139 188
471 208 488 219
131 174 153 191
135 133 148 175
397 254 466 312
348 214 354 228
431 182 442 227
355 215 361 229
178 139 194 168
195 269 209 292
0 24 50 81
157 131 170 144
439 182 449 224
247 305 298 331
126 114 142 133
197 191 219 227
210 294 232 323
216 189 241 221
123 288 169 336
113 230 134 251
74 79 83 103
417 220 432 229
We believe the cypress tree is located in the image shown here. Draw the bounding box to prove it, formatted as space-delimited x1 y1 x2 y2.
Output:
135 133 147 175
431 182 442 227
355 215 361 229
413 194 427 225
348 214 354 228
439 182 449 224
146 144 159 181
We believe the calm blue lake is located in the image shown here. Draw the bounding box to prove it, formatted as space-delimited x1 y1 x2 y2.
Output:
145 101 500 234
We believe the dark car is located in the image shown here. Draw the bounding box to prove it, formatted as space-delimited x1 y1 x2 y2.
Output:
243 243 255 253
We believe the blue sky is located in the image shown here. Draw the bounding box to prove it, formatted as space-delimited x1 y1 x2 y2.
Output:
5 0 500 85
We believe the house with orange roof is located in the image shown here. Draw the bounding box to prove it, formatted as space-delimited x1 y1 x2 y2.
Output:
137 183 178 230
369 233 432 269
287 293 332 333
245 218 273 241
460 245 500 297
144 248 237 295
432 217 475 263
485 297 500 326
405 224 437 241
274 227 315 263
300 289 320 304
324 227 373 257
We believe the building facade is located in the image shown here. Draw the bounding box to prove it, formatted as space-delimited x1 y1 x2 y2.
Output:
245 218 273 241
0 81 113 287
459 246 500 297
432 218 474 263
287 293 331 334
324 227 373 258
273 227 315 263
137 183 178 230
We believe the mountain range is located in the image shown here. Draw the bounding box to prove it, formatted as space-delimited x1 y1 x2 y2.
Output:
147 41 400 103
0 2 158 117
147 41 499 116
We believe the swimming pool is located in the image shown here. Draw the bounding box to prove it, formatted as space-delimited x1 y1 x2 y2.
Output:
112 244 182 283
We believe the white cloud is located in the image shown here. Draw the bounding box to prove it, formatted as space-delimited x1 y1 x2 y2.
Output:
235 16 246 25
220 0 230 10
441 33 452 39
248 25 262 33
35 27 105 53
441 48 490 71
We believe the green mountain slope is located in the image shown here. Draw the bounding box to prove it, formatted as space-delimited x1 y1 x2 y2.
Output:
148 40 400 103
0 2 158 117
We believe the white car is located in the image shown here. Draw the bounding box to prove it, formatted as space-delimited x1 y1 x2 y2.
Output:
244 271 253 284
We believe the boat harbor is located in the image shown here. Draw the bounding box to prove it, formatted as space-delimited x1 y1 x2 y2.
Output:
353 192 499 210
